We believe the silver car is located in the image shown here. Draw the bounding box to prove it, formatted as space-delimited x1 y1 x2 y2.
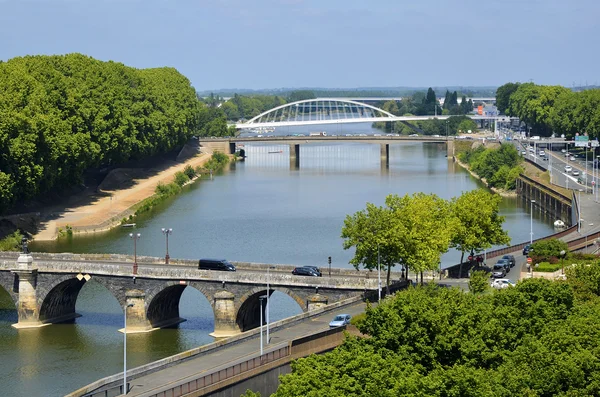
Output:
329 314 352 328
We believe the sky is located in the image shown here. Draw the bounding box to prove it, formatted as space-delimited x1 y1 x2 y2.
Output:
0 0 598 91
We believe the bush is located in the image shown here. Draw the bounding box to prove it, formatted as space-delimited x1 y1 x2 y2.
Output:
183 164 196 179
531 239 569 258
174 171 190 187
534 262 562 272
468 270 490 294
0 231 23 251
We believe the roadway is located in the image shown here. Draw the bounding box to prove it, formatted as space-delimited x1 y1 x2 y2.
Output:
106 300 370 397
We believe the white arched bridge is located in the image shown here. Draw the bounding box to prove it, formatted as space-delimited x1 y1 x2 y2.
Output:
235 98 513 129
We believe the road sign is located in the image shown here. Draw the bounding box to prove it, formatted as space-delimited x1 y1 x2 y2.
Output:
575 135 589 147
591 140 599 148
527 257 532 264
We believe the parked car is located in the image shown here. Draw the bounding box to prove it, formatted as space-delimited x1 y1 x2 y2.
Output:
502 255 516 268
291 267 320 277
492 264 507 278
329 314 352 328
523 244 533 256
490 279 516 289
303 266 322 277
495 258 511 273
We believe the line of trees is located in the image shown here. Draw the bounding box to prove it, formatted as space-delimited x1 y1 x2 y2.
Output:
458 143 524 191
341 189 510 289
261 273 600 397
0 54 233 214
496 82 600 139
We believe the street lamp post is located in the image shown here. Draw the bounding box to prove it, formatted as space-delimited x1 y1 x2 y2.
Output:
259 295 266 356
161 228 173 264
530 199 536 244
578 189 583 233
560 250 566 274
566 143 570 190
266 266 275 345
129 233 141 276
123 303 134 395
377 243 381 302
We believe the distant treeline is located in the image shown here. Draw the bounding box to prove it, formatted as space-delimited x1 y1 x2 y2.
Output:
0 53 232 214
497 82 600 139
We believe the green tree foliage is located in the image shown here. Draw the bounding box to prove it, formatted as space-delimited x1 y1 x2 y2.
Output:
342 193 454 288
450 189 510 264
531 238 569 261
0 230 23 251
274 278 600 396
460 144 523 190
468 270 490 294
507 83 571 137
0 53 205 214
495 82 520 114
287 90 316 103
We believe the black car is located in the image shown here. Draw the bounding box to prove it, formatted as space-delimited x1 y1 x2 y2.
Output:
292 267 320 277
523 244 533 256
492 264 507 278
198 259 236 271
303 266 322 277
495 259 510 273
502 255 516 268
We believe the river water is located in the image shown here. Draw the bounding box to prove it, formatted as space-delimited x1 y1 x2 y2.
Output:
0 124 555 396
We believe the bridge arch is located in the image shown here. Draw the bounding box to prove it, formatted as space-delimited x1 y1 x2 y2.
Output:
243 98 397 126
37 274 87 323
0 272 18 309
235 286 306 332
145 281 214 329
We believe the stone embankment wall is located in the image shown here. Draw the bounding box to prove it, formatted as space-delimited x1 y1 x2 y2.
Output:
516 174 573 226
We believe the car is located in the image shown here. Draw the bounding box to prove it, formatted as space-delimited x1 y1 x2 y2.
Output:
303 266 322 277
198 259 236 271
502 255 516 268
409 133 419 137
521 151 527 155
561 149 567 153
523 244 533 256
570 156 576 161
490 279 516 289
495 259 511 273
291 266 320 277
539 150 546 156
492 264 507 278
564 165 572 172
329 314 352 328
572 170 580 176
528 146 534 152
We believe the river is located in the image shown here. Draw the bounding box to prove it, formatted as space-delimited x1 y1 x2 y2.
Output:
0 124 555 396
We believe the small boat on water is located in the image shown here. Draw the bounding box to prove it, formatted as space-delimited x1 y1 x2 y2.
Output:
121 223 136 228
268 150 283 154
554 220 566 228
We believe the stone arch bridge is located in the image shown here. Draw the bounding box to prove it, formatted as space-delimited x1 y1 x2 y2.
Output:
0 252 385 337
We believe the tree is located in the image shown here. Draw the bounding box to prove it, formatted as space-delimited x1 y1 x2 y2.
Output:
468 270 490 294
450 189 511 270
496 82 520 114
287 90 315 102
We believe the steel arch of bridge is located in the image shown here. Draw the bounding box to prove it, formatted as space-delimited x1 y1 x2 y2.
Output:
237 98 398 129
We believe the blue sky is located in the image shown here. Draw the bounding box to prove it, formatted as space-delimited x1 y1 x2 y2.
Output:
1 0 598 91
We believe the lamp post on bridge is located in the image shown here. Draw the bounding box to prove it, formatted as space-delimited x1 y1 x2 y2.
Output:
259 295 267 356
123 302 134 395
266 266 275 345
129 233 141 276
161 228 172 264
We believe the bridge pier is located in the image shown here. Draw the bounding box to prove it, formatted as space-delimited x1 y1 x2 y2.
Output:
289 144 300 169
447 139 455 158
210 290 241 338
11 253 45 329
380 143 389 166
123 289 154 333
307 293 328 311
